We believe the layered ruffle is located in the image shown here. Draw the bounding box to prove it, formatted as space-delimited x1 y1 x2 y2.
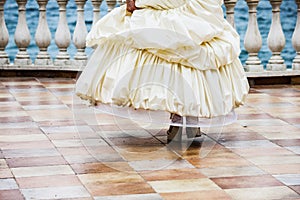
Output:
86 0 240 70
76 43 249 118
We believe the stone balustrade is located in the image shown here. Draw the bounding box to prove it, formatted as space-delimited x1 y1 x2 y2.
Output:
0 0 299 79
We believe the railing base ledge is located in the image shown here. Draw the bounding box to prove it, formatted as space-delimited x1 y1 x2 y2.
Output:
0 66 299 86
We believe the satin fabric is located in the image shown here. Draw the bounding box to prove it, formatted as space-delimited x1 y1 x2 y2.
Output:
76 0 249 118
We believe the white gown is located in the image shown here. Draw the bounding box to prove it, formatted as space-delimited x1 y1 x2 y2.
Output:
76 0 249 118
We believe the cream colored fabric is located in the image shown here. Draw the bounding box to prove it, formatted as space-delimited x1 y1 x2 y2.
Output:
76 0 249 117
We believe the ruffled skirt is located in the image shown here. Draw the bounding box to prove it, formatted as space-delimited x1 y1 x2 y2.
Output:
76 0 249 118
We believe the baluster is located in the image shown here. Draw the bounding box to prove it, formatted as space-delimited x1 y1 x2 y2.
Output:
54 0 71 66
14 0 31 65
292 0 300 70
0 0 9 65
266 0 286 71
35 0 52 65
224 0 237 28
73 0 88 67
244 0 263 72
106 0 116 12
91 0 102 27
118 0 125 6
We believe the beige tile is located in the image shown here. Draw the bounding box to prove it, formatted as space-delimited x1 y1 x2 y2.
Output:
246 155 300 165
17 175 82 189
78 172 144 184
21 186 90 199
0 134 48 142
200 166 266 178
27 109 74 121
3 148 60 158
259 164 300 174
225 186 300 200
11 165 74 177
94 193 163 200
148 178 221 193
0 111 28 118
160 190 233 200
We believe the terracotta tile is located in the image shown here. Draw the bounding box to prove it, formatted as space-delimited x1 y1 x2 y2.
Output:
0 105 23 112
225 186 300 200
200 166 266 178
85 182 155 196
118 147 179 161
21 186 90 199
259 164 300 174
0 190 24 200
272 139 300 147
160 190 232 200
6 156 67 168
17 175 81 189
148 178 220 193
140 168 206 181
211 131 266 141
212 175 283 189
19 100 63 106
274 174 300 186
281 118 300 125
71 163 125 174
0 97 16 102
104 136 160 146
129 158 194 171
11 165 74 177
0 116 32 123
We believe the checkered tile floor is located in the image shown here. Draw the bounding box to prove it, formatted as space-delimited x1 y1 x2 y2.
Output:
0 77 299 200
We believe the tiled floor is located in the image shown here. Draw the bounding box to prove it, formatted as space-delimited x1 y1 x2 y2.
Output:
0 77 299 200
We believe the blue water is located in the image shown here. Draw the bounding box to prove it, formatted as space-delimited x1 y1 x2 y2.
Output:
3 0 298 68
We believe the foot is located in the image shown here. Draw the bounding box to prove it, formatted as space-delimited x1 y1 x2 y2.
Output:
167 125 182 143
186 116 202 138
186 127 202 138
